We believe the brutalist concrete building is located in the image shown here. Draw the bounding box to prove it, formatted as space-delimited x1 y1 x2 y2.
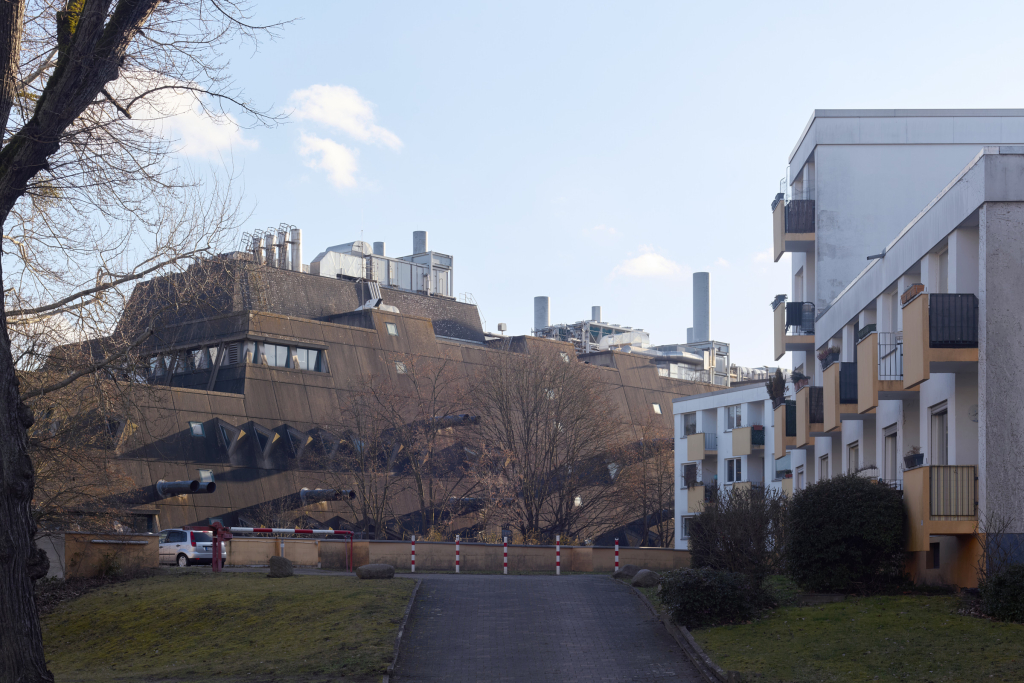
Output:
100 232 718 536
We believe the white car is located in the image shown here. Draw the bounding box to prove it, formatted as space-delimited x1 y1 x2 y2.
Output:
158 528 224 567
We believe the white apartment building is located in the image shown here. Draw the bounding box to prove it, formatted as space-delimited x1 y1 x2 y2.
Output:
672 384 789 550
774 109 1024 587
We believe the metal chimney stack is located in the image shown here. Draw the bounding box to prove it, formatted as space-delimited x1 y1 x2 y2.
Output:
534 296 550 333
373 241 386 256
289 228 302 272
251 235 264 265
276 229 289 270
592 306 602 322
693 272 710 342
413 230 428 254
264 231 275 267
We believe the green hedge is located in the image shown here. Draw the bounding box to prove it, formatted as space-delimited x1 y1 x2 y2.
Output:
981 565 1024 623
787 474 907 592
660 567 767 629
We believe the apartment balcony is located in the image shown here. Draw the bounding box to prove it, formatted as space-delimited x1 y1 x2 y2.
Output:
773 400 797 458
796 385 825 447
685 432 718 461
903 292 979 388
781 476 793 497
732 425 765 456
904 465 977 552
823 361 858 432
729 481 752 493
687 483 716 514
773 299 815 361
772 195 815 262
857 331 920 413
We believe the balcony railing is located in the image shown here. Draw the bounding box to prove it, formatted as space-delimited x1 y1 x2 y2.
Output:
930 294 979 349
878 332 903 381
751 425 765 446
701 432 718 451
785 301 815 336
929 465 977 520
785 400 796 437
785 199 815 233
839 362 858 404
808 385 824 424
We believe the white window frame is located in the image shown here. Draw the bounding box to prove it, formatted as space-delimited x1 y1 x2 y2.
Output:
726 457 743 483
726 405 742 431
385 322 399 336
652 403 662 415
930 403 949 466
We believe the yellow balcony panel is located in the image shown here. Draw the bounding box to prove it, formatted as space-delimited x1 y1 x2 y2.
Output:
903 465 978 553
781 477 793 497
773 403 796 459
731 481 752 493
686 432 717 461
732 426 764 457
772 199 785 263
823 362 840 433
773 197 815 262
857 334 879 414
795 385 823 448
774 302 785 361
903 293 979 388
687 485 706 514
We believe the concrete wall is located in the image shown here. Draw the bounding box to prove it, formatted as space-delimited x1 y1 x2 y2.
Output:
979 202 1024 532
63 533 159 579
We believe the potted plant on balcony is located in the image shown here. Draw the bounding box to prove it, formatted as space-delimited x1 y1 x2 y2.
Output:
765 368 787 409
817 345 841 370
790 370 810 391
903 446 924 470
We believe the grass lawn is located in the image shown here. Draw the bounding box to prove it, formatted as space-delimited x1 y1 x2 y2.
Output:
42 570 415 682
693 594 1024 682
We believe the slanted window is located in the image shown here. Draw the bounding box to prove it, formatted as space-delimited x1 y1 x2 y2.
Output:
189 421 205 437
395 361 407 374
198 469 214 483
385 322 398 336
560 352 570 362
295 348 323 372
652 403 662 415
263 343 291 368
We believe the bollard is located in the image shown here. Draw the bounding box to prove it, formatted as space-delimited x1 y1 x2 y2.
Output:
503 539 508 575
411 535 416 573
556 534 561 576
455 535 460 573
615 538 619 571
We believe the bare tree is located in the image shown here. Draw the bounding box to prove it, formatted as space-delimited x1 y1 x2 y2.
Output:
0 3 285 680
474 347 626 541
611 416 675 547
974 511 1019 586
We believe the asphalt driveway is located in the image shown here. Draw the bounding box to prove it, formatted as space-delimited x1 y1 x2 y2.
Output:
392 574 702 682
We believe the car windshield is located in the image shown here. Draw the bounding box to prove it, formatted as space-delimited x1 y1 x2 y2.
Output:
191 532 213 543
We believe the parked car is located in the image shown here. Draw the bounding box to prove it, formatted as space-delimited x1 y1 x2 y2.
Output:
158 529 225 567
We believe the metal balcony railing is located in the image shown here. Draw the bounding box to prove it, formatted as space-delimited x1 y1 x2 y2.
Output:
839 362 858 404
751 425 766 446
930 294 979 349
785 400 796 437
702 432 718 450
785 301 815 335
929 465 977 520
808 386 824 424
878 332 903 381
785 199 815 233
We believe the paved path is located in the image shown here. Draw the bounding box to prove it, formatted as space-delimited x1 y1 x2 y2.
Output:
392 574 702 682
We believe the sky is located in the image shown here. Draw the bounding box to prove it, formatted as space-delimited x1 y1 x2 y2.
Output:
162 0 1024 368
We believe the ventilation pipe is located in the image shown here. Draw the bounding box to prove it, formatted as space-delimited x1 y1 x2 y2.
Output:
156 479 216 498
687 327 694 344
299 487 356 505
251 235 264 265
534 296 550 332
592 306 602 322
289 228 302 272
373 241 386 256
413 230 428 254
693 272 710 342
264 231 275 266
276 229 289 269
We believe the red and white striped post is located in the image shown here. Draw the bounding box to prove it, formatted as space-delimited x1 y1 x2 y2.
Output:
503 538 508 575
455 535 461 573
615 538 620 571
555 534 561 576
411 535 416 573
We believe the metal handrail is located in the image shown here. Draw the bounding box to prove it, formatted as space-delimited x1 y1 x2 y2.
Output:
878 332 903 381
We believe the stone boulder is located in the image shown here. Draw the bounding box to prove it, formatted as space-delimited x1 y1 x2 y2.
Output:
631 569 661 588
356 563 395 580
612 564 641 580
268 556 294 578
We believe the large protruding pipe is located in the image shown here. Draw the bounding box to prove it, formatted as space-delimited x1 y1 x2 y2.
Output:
277 229 289 270
693 272 710 342
592 306 602 322
289 228 302 272
264 231 275 267
413 230 428 254
252 235 264 265
156 480 216 498
534 296 550 332
373 241 386 256
687 327 694 344
299 487 356 505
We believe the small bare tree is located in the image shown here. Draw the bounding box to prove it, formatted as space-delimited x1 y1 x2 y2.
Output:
474 347 626 541
974 511 1019 585
611 416 675 547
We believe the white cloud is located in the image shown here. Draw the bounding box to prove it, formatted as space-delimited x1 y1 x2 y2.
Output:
590 224 618 236
716 257 730 267
298 133 359 189
610 247 685 279
289 84 402 150
754 248 774 263
113 72 257 159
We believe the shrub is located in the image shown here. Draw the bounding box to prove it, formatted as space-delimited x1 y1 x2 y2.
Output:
981 565 1024 623
787 474 906 592
660 567 768 629
689 484 787 588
